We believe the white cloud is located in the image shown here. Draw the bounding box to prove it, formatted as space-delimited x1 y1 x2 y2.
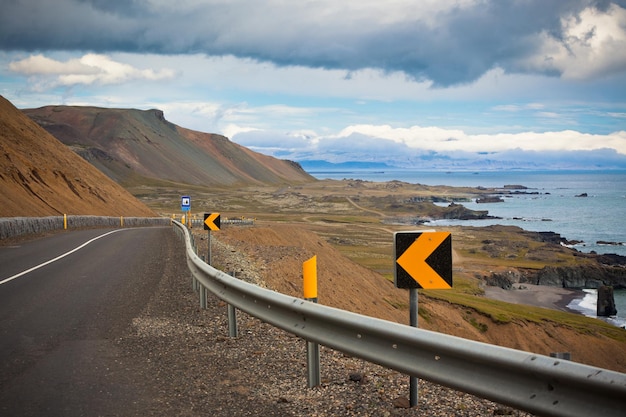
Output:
535 112 561 119
231 123 626 168
8 54 98 75
9 53 175 86
526 4 626 80
222 124 260 140
492 103 546 112
231 129 319 154
334 124 626 154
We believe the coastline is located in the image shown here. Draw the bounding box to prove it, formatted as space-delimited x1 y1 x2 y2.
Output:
483 283 584 314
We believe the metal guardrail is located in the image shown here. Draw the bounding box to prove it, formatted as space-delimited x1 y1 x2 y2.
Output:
172 220 626 417
0 216 171 239
187 217 255 228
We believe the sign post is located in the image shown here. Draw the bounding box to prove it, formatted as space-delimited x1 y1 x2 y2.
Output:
181 196 191 227
203 213 221 265
394 230 452 408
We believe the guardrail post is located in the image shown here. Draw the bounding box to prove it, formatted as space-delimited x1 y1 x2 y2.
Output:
227 272 239 337
200 285 207 309
228 304 238 337
306 339 320 388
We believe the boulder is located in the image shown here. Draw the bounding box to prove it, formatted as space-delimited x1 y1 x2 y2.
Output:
486 272 514 289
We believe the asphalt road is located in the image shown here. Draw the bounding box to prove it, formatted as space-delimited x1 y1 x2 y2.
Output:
0 227 177 416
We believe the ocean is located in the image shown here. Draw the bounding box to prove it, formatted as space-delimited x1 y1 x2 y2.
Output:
308 169 626 327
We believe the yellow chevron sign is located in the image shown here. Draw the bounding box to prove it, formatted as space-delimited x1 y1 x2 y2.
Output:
203 213 221 231
394 231 452 289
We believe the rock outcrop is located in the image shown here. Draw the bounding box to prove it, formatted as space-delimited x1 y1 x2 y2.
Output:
535 265 626 289
487 264 626 290
597 286 618 316
442 202 497 220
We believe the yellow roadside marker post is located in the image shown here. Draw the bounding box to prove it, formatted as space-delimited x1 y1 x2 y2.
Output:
303 255 318 301
303 255 320 387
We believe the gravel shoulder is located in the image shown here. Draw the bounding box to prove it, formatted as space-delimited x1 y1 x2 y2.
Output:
117 228 534 416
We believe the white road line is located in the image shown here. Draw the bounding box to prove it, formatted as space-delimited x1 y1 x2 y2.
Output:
0 229 126 286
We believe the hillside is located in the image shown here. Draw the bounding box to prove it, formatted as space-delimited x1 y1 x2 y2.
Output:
0 96 156 217
209 223 626 373
23 105 313 187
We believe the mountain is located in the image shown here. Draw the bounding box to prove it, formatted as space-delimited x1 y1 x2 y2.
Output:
23 106 314 187
298 160 395 171
0 96 156 217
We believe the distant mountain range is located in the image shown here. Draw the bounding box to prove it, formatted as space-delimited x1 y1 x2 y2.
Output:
289 137 626 172
297 153 626 172
297 160 394 171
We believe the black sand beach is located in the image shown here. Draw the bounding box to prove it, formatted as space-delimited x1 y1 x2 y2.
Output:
484 284 584 313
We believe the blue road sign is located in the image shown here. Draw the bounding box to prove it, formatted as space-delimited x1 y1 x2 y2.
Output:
181 195 191 212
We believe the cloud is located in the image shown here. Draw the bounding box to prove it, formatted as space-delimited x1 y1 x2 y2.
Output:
520 3 626 80
492 103 546 112
2 1 625 86
8 53 175 86
330 124 626 154
231 123 626 167
233 129 315 149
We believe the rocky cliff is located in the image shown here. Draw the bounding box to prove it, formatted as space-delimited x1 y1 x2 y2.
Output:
487 263 626 290
535 264 626 289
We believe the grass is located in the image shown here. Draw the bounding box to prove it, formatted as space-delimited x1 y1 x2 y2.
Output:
421 285 626 342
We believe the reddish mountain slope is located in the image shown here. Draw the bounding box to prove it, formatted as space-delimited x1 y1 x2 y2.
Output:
23 106 314 187
0 96 156 217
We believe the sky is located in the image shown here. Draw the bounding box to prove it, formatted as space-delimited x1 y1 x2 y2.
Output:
1 0 626 170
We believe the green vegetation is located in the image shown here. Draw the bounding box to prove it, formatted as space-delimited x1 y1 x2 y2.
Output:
417 305 432 323
466 315 489 333
422 285 626 342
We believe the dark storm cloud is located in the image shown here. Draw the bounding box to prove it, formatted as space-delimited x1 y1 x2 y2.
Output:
75 0 145 16
1 0 622 86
